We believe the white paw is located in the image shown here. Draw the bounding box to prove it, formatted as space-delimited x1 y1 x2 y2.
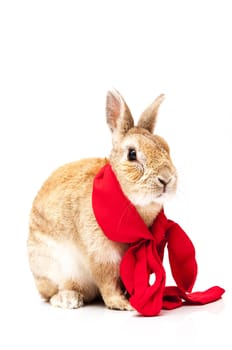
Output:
50 290 84 309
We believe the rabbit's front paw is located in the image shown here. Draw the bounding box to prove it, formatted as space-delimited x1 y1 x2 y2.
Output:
50 290 84 309
104 294 134 311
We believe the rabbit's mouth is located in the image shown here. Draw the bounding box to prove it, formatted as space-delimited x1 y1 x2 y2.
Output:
154 191 173 204
128 186 175 207
154 186 174 200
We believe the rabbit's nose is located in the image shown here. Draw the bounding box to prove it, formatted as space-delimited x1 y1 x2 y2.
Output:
157 165 174 187
157 173 173 192
157 176 170 186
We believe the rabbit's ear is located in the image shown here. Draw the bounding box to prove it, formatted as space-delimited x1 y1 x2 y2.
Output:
137 94 165 133
106 89 134 139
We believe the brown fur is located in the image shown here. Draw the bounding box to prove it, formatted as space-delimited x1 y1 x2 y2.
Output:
27 90 177 310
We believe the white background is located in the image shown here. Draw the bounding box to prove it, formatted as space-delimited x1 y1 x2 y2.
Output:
0 1 231 349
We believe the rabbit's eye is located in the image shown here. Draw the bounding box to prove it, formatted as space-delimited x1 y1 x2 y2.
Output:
128 148 137 161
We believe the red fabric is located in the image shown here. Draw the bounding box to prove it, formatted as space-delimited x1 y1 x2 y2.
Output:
92 164 225 316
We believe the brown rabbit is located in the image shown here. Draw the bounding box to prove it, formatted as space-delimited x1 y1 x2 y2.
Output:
27 90 177 310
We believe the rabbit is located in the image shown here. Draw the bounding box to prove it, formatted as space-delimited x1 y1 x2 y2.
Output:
27 89 177 310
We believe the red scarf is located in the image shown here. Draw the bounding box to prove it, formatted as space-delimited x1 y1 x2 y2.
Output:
92 164 225 316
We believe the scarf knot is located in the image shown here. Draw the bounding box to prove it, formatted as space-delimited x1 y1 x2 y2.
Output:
92 163 225 316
